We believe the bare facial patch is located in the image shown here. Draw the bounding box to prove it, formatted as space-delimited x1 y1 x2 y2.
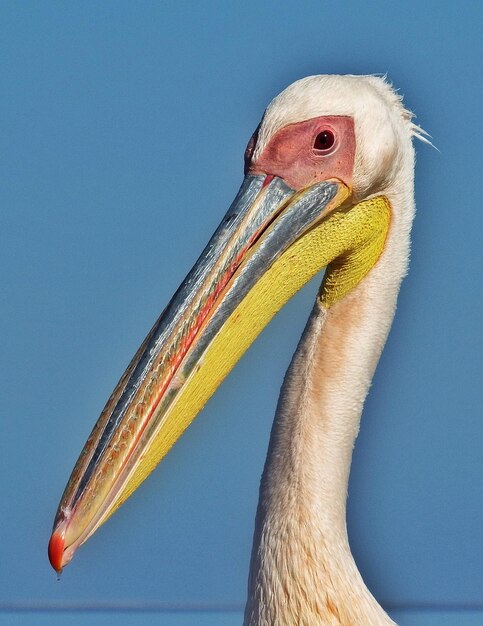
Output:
246 116 356 191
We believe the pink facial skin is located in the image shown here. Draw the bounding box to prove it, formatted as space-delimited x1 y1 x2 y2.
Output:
246 116 356 191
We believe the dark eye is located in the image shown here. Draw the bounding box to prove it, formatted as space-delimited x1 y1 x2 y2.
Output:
313 129 335 152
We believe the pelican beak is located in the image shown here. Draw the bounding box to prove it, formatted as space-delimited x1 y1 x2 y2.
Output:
48 173 355 573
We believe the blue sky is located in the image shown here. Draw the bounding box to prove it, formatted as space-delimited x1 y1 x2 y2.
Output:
1 1 482 624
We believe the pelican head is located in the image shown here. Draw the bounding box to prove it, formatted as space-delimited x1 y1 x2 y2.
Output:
49 75 423 584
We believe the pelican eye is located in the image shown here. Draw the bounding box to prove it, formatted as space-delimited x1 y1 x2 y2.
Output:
313 129 335 152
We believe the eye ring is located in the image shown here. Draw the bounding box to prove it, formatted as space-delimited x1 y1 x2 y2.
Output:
313 129 336 153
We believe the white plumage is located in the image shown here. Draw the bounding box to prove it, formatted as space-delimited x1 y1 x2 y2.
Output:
244 75 422 625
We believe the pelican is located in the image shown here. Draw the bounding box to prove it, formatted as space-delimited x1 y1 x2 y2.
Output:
49 75 428 625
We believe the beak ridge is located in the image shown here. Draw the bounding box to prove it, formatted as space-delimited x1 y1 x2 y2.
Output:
49 174 350 571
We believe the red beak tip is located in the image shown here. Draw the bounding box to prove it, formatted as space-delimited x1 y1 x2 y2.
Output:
48 532 64 574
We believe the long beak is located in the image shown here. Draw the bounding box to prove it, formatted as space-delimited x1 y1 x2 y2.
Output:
48 173 354 572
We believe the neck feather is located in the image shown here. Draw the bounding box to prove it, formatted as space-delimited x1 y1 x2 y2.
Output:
244 180 414 626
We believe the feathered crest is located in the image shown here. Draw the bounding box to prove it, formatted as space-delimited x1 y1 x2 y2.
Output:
374 73 436 149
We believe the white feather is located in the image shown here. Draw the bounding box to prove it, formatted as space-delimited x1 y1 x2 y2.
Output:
244 75 419 626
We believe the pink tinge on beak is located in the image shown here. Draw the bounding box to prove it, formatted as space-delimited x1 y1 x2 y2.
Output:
261 173 275 189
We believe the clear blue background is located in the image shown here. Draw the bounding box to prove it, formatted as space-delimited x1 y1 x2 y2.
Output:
1 1 481 625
